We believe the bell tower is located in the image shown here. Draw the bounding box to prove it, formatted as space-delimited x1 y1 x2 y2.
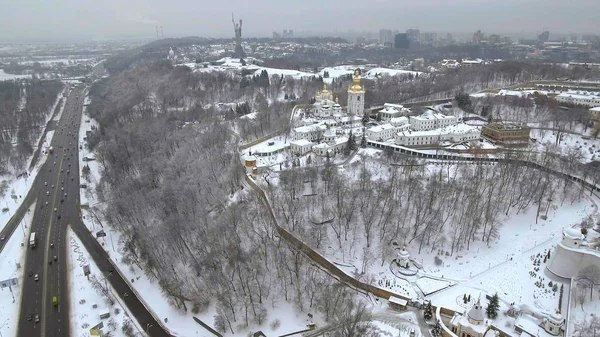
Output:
347 69 365 116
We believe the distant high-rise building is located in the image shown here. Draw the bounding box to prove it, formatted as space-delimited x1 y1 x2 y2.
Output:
406 29 420 43
273 31 281 39
394 33 410 49
472 30 482 44
379 29 393 45
420 32 437 45
538 31 550 44
283 29 294 39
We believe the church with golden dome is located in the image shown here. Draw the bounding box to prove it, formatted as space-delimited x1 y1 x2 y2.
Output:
311 69 365 123
347 69 366 116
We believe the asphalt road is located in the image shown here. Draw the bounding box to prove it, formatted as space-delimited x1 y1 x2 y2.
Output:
7 78 171 337
15 85 84 337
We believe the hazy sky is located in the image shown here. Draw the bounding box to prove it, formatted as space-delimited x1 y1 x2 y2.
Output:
0 0 597 41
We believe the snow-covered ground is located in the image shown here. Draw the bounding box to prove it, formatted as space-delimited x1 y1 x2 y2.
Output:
0 69 31 81
531 129 600 163
364 68 421 79
0 87 66 234
0 202 36 337
79 95 317 336
67 227 144 337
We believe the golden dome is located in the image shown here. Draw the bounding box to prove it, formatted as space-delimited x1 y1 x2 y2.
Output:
348 69 364 93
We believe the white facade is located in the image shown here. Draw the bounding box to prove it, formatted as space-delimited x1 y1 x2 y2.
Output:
313 85 340 118
409 112 457 131
379 106 401 121
555 91 600 107
292 124 326 142
395 124 480 147
389 116 410 128
313 136 348 156
366 123 396 141
546 227 600 279
290 139 315 155
347 70 365 116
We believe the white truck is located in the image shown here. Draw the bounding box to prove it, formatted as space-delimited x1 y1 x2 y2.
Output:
29 232 36 248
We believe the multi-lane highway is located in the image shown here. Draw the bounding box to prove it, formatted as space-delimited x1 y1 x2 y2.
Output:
16 85 85 337
1 76 172 337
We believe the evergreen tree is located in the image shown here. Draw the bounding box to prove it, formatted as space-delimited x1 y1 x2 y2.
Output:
486 293 500 319
323 71 329 78
360 132 367 148
454 93 473 112
240 58 246 66
347 131 356 150
423 301 433 320
431 320 442 337
463 294 467 304
468 294 471 302
362 112 370 125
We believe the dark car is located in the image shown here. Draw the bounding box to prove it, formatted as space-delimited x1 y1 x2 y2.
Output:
27 314 32 321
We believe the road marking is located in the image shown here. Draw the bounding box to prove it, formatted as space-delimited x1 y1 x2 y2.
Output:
40 122 68 337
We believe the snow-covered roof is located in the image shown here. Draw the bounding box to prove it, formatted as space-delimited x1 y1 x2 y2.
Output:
590 106 600 112
389 117 410 126
467 299 486 322
323 129 335 138
245 155 256 161
563 227 584 240
388 296 407 306
290 139 314 146
497 89 527 97
367 124 395 133
398 123 479 138
380 106 400 113
294 124 325 133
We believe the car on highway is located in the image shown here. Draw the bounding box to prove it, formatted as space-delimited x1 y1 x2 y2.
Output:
53 161 56 165
44 182 47 186
54 208 57 212
53 256 57 261
35 315 40 323
34 274 39 281
27 314 32 321
0 235 5 241
46 191 49 196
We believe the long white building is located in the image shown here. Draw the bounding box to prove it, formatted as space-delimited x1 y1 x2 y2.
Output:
555 90 600 107
395 123 480 147
409 111 457 131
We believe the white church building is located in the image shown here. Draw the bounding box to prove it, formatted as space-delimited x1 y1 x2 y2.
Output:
291 70 365 156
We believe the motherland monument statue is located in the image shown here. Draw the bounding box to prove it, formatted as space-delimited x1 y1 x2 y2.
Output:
232 13 246 58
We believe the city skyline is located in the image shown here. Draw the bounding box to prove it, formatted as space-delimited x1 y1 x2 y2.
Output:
0 0 598 42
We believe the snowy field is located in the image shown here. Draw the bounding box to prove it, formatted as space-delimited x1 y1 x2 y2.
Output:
0 202 36 337
531 129 600 163
67 227 144 337
0 69 31 81
364 68 421 79
415 277 454 296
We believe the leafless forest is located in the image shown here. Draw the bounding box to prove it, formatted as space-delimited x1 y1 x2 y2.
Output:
85 60 599 332
268 149 598 275
0 80 63 174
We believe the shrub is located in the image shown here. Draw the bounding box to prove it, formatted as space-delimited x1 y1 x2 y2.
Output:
434 256 443 266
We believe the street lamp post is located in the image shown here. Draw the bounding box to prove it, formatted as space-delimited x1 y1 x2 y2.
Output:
146 323 153 333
